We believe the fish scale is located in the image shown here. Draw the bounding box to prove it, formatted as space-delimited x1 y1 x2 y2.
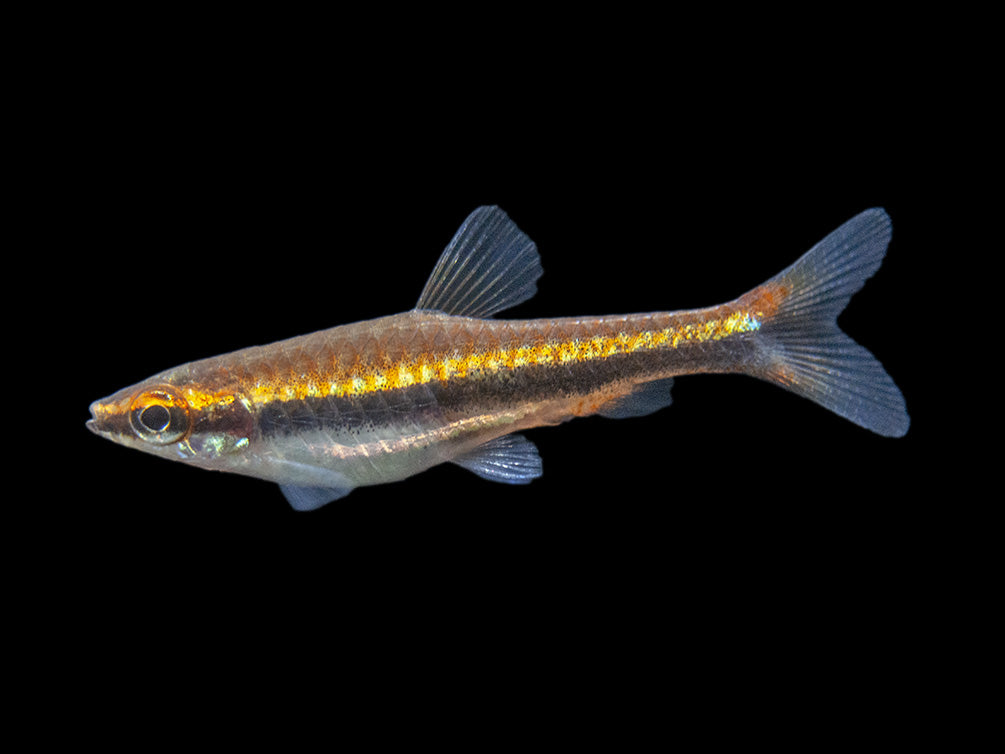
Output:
88 206 909 510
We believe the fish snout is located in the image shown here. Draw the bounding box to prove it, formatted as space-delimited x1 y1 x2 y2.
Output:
87 400 107 436
87 397 127 439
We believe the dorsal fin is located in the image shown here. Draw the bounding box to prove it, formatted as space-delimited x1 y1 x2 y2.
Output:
415 206 542 318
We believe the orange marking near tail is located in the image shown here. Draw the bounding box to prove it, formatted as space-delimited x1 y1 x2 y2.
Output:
745 281 789 319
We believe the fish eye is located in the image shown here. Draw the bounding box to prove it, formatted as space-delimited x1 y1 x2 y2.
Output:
139 404 171 432
128 387 191 444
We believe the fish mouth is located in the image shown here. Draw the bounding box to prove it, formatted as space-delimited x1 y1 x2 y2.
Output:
87 401 108 437
88 394 138 442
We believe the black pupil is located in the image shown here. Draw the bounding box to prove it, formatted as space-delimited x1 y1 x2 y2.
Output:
140 404 171 432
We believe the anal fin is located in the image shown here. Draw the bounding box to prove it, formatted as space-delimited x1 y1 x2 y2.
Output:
599 378 674 419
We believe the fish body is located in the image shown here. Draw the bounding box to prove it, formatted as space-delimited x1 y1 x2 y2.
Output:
88 206 909 510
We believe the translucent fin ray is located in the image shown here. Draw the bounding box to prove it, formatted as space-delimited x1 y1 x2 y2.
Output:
452 434 543 484
599 377 674 419
415 206 542 318
274 461 356 511
756 208 909 437
280 483 354 511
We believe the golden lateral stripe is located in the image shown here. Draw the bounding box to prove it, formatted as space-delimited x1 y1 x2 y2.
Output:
183 312 760 410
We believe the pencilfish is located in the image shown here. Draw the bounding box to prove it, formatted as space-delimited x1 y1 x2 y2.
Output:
87 206 909 510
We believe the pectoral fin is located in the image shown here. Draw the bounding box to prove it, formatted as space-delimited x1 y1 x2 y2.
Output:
280 483 354 511
271 461 356 511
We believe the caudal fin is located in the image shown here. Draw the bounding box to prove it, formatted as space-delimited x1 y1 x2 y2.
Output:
754 208 909 437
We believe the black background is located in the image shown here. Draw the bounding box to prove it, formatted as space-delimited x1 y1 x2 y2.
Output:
29 20 974 738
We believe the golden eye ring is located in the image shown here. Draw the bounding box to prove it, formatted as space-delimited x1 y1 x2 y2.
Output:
128 386 191 444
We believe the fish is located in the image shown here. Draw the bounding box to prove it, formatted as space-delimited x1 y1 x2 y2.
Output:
87 206 909 510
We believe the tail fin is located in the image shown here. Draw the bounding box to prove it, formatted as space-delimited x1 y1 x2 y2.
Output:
753 208 909 437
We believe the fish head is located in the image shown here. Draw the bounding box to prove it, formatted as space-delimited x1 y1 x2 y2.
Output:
88 376 255 470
